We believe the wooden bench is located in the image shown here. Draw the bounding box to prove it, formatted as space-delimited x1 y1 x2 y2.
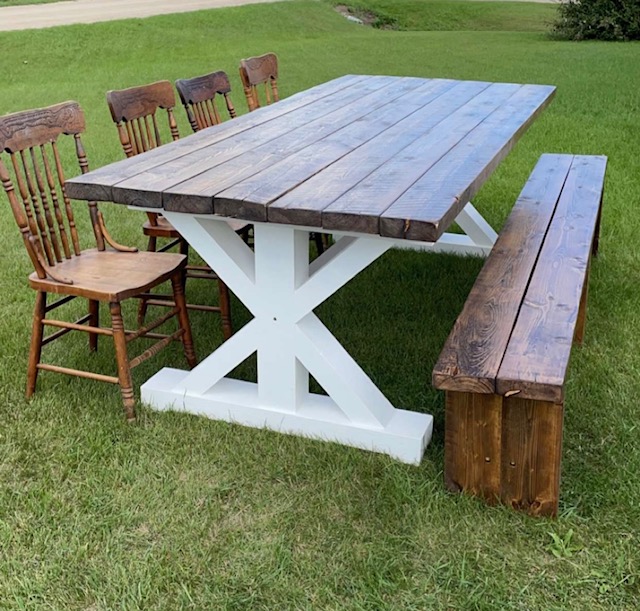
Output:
432 153 607 517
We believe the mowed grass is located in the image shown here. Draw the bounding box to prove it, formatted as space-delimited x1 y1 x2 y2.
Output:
0 0 62 6
1 1 639 608
336 0 557 32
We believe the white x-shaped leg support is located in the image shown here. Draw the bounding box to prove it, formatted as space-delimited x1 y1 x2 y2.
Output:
141 213 435 464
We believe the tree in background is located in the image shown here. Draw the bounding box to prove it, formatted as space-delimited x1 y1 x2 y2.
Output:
554 0 640 40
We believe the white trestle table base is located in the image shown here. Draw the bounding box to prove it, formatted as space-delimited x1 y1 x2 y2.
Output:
142 372 433 465
139 202 494 465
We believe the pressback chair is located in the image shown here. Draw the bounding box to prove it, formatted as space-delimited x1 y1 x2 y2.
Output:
239 52 279 112
175 70 237 132
239 53 326 255
0 101 197 421
106 80 234 339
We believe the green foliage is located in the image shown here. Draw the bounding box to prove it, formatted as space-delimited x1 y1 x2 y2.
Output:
0 0 62 6
554 0 640 40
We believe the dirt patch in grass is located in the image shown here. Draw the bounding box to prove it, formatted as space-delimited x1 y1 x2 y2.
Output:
334 4 398 29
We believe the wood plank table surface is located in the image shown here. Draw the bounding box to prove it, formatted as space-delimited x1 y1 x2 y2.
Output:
67 75 556 464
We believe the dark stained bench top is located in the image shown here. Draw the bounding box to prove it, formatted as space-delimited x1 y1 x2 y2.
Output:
433 153 607 403
66 75 556 243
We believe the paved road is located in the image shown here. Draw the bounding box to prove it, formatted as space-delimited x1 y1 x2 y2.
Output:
0 0 285 31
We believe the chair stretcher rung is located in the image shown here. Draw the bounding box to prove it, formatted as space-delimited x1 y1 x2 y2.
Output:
45 294 76 312
129 329 184 369
157 238 181 252
42 314 93 345
126 307 178 343
142 298 222 313
43 317 112 335
37 363 119 384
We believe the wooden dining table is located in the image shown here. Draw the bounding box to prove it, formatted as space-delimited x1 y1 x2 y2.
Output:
66 74 555 464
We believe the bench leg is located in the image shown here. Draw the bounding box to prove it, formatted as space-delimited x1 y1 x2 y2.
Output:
445 391 564 517
445 391 502 503
574 257 591 345
592 192 603 257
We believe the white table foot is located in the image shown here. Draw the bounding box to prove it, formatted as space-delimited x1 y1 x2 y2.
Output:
143 214 434 464
142 369 433 465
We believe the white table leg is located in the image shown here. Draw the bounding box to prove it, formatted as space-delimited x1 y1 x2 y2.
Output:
141 215 433 464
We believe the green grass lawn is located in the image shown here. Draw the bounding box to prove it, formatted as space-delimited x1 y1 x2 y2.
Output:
1 0 639 608
0 0 63 6
335 0 558 32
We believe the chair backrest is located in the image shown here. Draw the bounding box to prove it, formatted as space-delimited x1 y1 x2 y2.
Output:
0 101 105 278
106 80 179 158
239 52 279 112
175 70 237 133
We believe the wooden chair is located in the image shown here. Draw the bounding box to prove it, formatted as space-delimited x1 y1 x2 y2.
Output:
106 80 234 339
0 101 197 421
175 70 237 132
239 52 279 112
239 53 327 254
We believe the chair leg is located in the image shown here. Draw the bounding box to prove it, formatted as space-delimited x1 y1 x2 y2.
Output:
138 235 158 325
109 301 136 422
89 299 99 351
312 232 325 256
26 290 46 399
218 279 233 341
171 273 197 368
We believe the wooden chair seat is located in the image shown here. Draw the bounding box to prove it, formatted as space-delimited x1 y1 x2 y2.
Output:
28 249 186 301
0 101 197 421
142 215 178 239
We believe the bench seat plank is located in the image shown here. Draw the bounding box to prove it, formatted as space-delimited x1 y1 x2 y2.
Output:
432 154 575 393
496 155 607 403
433 152 606 516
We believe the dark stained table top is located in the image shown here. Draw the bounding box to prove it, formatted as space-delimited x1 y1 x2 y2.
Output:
66 75 555 242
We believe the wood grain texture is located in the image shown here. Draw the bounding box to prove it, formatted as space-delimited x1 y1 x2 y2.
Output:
379 85 556 241
175 70 236 133
500 397 563 517
117 75 397 212
162 76 428 215
27 248 186 300
445 391 502 503
444 392 564 517
266 79 482 226
1 102 197 421
215 78 460 221
496 155 607 402
106 80 177 122
433 154 574 394
65 74 365 202
66 76 555 240
239 52 279 112
106 79 243 338
0 101 85 153
319 82 520 234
